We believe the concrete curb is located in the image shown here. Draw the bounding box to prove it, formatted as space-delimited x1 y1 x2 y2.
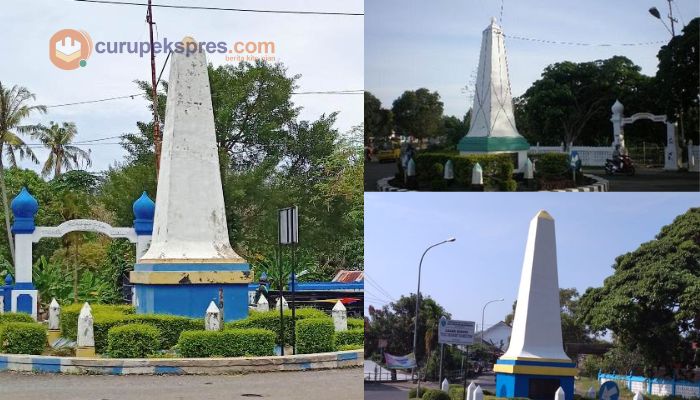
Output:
0 350 362 375
377 174 609 192
547 174 609 192
376 177 408 192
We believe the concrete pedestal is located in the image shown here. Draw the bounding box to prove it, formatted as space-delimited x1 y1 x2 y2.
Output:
495 359 575 400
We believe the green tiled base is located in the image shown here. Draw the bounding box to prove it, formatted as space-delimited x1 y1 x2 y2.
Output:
458 136 530 152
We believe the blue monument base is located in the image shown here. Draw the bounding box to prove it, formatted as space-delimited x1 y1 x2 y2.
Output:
132 262 251 322
494 358 576 400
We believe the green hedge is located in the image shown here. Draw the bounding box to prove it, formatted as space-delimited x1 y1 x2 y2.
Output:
347 318 364 330
422 389 450 400
335 329 364 348
106 323 160 358
126 314 204 349
414 152 516 191
409 387 428 399
60 303 134 340
225 308 328 346
531 152 569 178
296 318 335 354
0 313 34 324
178 328 276 357
59 304 202 353
0 322 46 354
337 344 363 351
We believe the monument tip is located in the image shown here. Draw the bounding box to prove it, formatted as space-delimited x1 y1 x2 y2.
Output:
535 210 554 220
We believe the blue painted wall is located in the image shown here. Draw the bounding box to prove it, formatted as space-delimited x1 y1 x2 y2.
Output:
136 283 249 321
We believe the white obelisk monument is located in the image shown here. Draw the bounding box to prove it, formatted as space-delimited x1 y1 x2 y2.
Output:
494 211 575 400
458 18 530 172
131 37 251 321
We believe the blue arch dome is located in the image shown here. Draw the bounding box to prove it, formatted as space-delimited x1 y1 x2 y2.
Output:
11 187 38 218
133 191 155 220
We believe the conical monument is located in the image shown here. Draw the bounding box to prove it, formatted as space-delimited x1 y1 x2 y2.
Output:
458 18 530 171
494 211 575 400
131 37 251 321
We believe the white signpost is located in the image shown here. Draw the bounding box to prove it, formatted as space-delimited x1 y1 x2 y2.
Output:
438 317 476 345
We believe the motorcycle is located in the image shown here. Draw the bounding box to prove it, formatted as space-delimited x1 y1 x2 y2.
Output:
604 154 635 176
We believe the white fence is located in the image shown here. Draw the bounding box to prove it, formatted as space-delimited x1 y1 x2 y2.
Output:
599 372 700 399
528 146 612 167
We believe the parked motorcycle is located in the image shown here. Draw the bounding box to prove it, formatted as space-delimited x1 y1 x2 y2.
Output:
604 154 635 176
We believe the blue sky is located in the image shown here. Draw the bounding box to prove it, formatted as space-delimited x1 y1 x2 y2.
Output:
364 192 699 332
1 0 362 173
365 0 700 118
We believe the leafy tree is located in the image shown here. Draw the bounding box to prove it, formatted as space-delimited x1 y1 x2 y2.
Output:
440 113 470 148
656 17 699 145
366 294 450 366
32 121 91 178
578 208 700 372
392 88 444 138
0 82 44 260
364 91 393 141
517 57 653 147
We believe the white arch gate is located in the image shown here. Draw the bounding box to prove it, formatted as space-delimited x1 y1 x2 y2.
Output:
8 189 153 319
611 100 680 171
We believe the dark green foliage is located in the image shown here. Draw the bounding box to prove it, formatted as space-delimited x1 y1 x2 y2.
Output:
447 385 464 400
0 313 34 324
335 329 364 348
0 322 46 354
126 314 204 349
347 318 364 330
392 88 444 138
296 318 335 354
224 308 327 346
337 344 363 351
414 153 516 191
578 208 700 371
408 387 428 399
60 303 134 341
106 323 159 358
365 91 393 141
531 153 569 178
177 328 276 357
421 389 450 400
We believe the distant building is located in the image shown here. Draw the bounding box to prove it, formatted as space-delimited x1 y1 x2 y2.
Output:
476 321 511 350
332 270 364 283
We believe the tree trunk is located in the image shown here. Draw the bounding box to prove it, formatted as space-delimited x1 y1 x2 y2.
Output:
0 155 15 263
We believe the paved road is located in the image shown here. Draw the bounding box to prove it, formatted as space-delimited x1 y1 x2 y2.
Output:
364 161 398 191
0 368 362 400
585 167 699 192
365 372 496 400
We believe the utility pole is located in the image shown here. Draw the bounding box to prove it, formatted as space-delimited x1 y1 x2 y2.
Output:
667 0 677 36
147 0 162 178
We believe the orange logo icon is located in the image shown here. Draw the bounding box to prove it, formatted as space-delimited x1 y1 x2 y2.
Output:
49 29 93 70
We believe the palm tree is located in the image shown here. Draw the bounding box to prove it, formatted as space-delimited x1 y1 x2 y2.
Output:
0 82 44 262
32 121 91 178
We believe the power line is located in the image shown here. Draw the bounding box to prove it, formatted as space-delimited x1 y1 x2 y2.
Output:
505 34 667 47
72 0 364 16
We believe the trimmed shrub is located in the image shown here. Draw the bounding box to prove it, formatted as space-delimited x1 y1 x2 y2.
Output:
532 152 569 178
127 314 204 349
422 389 450 400
347 318 364 330
225 308 327 346
60 303 134 340
414 152 516 191
296 318 335 354
0 313 34 324
448 386 464 400
106 323 159 358
408 387 428 399
335 329 363 348
178 328 275 357
0 322 46 354
337 344 363 351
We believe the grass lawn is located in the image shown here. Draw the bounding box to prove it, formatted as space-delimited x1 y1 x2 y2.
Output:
575 376 639 400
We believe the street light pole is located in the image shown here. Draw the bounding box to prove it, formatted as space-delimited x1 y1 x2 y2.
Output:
480 298 504 345
413 238 456 396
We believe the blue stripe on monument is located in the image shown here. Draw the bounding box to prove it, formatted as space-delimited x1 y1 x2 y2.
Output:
135 263 250 272
0 356 7 370
154 366 182 374
496 359 576 368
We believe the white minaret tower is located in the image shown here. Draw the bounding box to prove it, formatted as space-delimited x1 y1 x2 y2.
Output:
494 211 575 400
132 37 250 321
458 18 529 171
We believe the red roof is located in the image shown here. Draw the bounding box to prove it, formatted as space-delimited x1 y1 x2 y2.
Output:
332 270 364 283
